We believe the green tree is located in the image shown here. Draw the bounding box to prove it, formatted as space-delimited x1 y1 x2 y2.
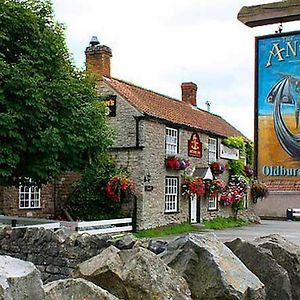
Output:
0 0 112 186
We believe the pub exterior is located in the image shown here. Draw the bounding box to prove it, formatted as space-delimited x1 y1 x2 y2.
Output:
0 37 258 229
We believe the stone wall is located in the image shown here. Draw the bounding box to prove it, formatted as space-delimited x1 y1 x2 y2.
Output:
0 227 112 283
100 81 143 148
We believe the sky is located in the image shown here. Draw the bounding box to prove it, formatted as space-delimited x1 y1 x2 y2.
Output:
52 0 300 140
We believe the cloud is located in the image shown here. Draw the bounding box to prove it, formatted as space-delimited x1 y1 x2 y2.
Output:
52 0 300 140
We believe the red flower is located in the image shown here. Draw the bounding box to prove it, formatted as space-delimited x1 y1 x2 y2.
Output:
106 175 135 202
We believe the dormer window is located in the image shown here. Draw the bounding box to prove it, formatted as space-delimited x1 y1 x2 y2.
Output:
165 127 178 155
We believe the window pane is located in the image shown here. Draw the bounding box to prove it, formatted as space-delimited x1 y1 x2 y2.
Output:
165 177 178 212
166 127 178 155
19 181 41 209
208 137 217 163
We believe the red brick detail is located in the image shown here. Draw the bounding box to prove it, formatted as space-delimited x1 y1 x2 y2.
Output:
264 180 300 192
0 172 81 219
181 82 197 106
85 45 112 79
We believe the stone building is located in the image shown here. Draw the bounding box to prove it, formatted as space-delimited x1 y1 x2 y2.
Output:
0 37 256 229
85 38 256 229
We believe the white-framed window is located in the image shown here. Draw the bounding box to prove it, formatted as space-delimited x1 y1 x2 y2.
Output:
208 137 217 164
165 127 178 155
165 177 178 213
19 181 41 209
207 195 218 211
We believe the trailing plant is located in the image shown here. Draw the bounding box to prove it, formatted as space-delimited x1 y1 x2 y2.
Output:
181 176 206 197
205 179 226 197
222 136 245 150
220 175 248 219
222 136 253 165
227 159 245 176
245 142 254 165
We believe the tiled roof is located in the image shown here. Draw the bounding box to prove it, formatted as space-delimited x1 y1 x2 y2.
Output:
104 77 244 138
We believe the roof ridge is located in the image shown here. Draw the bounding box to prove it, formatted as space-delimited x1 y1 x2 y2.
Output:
105 77 228 118
106 77 181 103
103 76 245 139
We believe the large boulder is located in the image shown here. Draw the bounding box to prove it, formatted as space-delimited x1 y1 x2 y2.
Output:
160 233 266 300
0 255 45 300
44 278 119 300
254 234 300 300
226 238 292 300
72 245 192 300
107 234 137 250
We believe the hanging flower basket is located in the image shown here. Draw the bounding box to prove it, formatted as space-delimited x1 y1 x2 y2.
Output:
219 175 248 207
205 179 226 197
181 176 205 197
210 162 225 175
250 181 268 202
166 155 190 170
106 175 135 202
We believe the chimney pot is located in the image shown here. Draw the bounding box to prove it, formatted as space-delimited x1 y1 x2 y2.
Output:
181 82 197 106
90 36 100 46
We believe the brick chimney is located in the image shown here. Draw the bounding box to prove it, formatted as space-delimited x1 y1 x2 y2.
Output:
85 36 112 79
181 82 197 106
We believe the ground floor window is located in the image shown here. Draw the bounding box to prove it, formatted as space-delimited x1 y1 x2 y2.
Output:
19 182 41 209
207 195 218 211
165 177 179 213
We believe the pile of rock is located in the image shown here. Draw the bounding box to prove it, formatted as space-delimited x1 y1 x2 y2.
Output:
0 231 299 299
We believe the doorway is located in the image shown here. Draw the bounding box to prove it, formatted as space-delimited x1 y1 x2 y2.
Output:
190 195 200 223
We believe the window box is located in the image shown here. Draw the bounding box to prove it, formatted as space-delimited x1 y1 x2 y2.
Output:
165 155 190 170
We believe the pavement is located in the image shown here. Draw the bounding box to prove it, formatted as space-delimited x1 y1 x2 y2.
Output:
158 220 300 246
205 219 300 245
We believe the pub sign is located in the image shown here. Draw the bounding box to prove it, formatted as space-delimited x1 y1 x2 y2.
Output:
256 31 300 180
188 133 202 158
99 95 116 117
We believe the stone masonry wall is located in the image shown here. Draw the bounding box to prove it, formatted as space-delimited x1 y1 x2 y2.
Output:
0 227 113 283
99 83 258 228
100 81 143 148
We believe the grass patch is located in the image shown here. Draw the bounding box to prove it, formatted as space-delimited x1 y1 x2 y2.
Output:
134 222 198 238
203 217 249 230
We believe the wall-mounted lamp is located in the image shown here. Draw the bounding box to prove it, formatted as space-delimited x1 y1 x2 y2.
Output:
144 170 151 183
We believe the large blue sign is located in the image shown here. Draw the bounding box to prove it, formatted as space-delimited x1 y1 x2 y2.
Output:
256 31 300 179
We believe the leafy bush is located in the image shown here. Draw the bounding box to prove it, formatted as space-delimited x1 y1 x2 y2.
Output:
68 157 125 221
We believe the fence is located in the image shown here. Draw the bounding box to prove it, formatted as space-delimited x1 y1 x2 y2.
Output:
75 217 132 235
0 215 133 235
